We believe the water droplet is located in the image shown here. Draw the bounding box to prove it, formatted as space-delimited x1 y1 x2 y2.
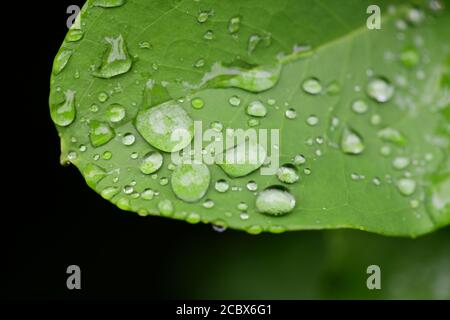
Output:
141 188 155 200
203 199 215 208
89 121 115 147
159 177 169 186
90 104 99 113
248 34 262 54
400 48 419 67
106 104 126 123
285 108 297 119
248 119 260 127
276 165 299 184
92 0 126 8
302 78 322 95
370 114 382 126
84 163 106 188
229 95 241 107
240 213 249 220
98 91 109 102
158 199 174 216
66 29 84 42
116 197 131 211
256 186 295 216
216 140 266 177
50 90 76 127
393 156 410 170
237 202 248 211
246 100 267 117
396 178 416 196
138 41 152 49
306 115 319 126
79 145 87 152
203 30 215 40
215 179 230 193
378 127 406 145
341 127 364 155
122 133 136 146
53 49 73 75
131 152 139 159
191 97 204 109
380 145 392 156
102 151 112 160
171 163 211 202
372 177 381 186
246 225 263 235
212 220 227 233
123 185 134 195
136 101 194 152
140 151 163 174
197 11 211 23
210 121 223 132
326 81 341 95
407 7 424 25
351 99 369 114
366 77 394 103
410 199 420 208
246 181 258 191
293 154 306 166
228 16 241 34
93 34 132 79
304 168 312 175
194 58 205 68
101 186 119 200
186 213 201 224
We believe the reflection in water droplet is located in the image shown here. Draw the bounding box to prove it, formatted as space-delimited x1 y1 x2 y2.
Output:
197 11 211 23
256 186 296 216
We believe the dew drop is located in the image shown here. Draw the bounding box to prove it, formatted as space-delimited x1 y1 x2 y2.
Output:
98 92 109 102
191 97 204 109
246 181 258 191
285 108 297 119
203 199 215 209
228 16 241 34
186 213 201 224
92 34 132 79
203 30 215 40
246 225 263 235
141 188 155 201
140 151 163 174
276 165 299 184
89 121 115 147
392 156 410 170
341 127 364 155
50 90 76 127
122 133 136 146
366 77 395 103
351 99 369 114
106 104 126 123
101 186 120 200
306 115 319 126
229 95 241 107
396 178 416 196
215 179 230 193
102 151 112 160
246 100 267 117
255 186 296 216
302 77 322 95
53 49 73 75
66 29 84 42
171 163 211 202
216 140 266 177
293 154 306 166
378 127 406 145
158 199 174 216
197 11 211 23
400 48 419 67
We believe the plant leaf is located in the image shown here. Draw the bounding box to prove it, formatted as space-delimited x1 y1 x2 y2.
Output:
50 0 450 236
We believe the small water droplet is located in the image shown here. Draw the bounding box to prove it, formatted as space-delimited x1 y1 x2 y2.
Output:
240 212 249 220
203 199 215 209
106 104 126 122
211 121 223 132
246 225 263 235
378 127 406 145
246 100 267 117
197 11 211 23
215 179 230 193
367 77 395 103
396 178 416 196
229 95 241 107
302 77 322 95
140 151 163 174
247 181 258 191
141 188 155 200
372 177 381 186
228 16 241 34
191 97 204 109
255 186 296 216
293 154 306 166
158 199 174 216
122 133 136 146
101 186 119 200
370 114 382 126
194 58 205 68
203 30 215 40
102 151 112 160
277 165 299 184
341 127 364 155
392 156 410 170
285 108 297 119
89 120 115 147
306 115 319 126
351 99 369 114
53 49 73 75
98 92 109 102
66 29 84 42
186 213 201 224
248 119 260 127
400 47 419 67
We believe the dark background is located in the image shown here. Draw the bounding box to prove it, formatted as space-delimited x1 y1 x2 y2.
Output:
3 1 449 300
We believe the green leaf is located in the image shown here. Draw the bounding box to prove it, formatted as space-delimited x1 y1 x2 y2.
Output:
50 0 450 236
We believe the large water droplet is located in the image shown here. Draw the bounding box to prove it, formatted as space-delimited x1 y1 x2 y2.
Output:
341 127 364 155
50 90 76 127
171 163 211 202
136 101 194 152
255 186 296 216
89 120 115 147
140 151 163 174
246 100 267 117
92 34 132 79
366 77 395 103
